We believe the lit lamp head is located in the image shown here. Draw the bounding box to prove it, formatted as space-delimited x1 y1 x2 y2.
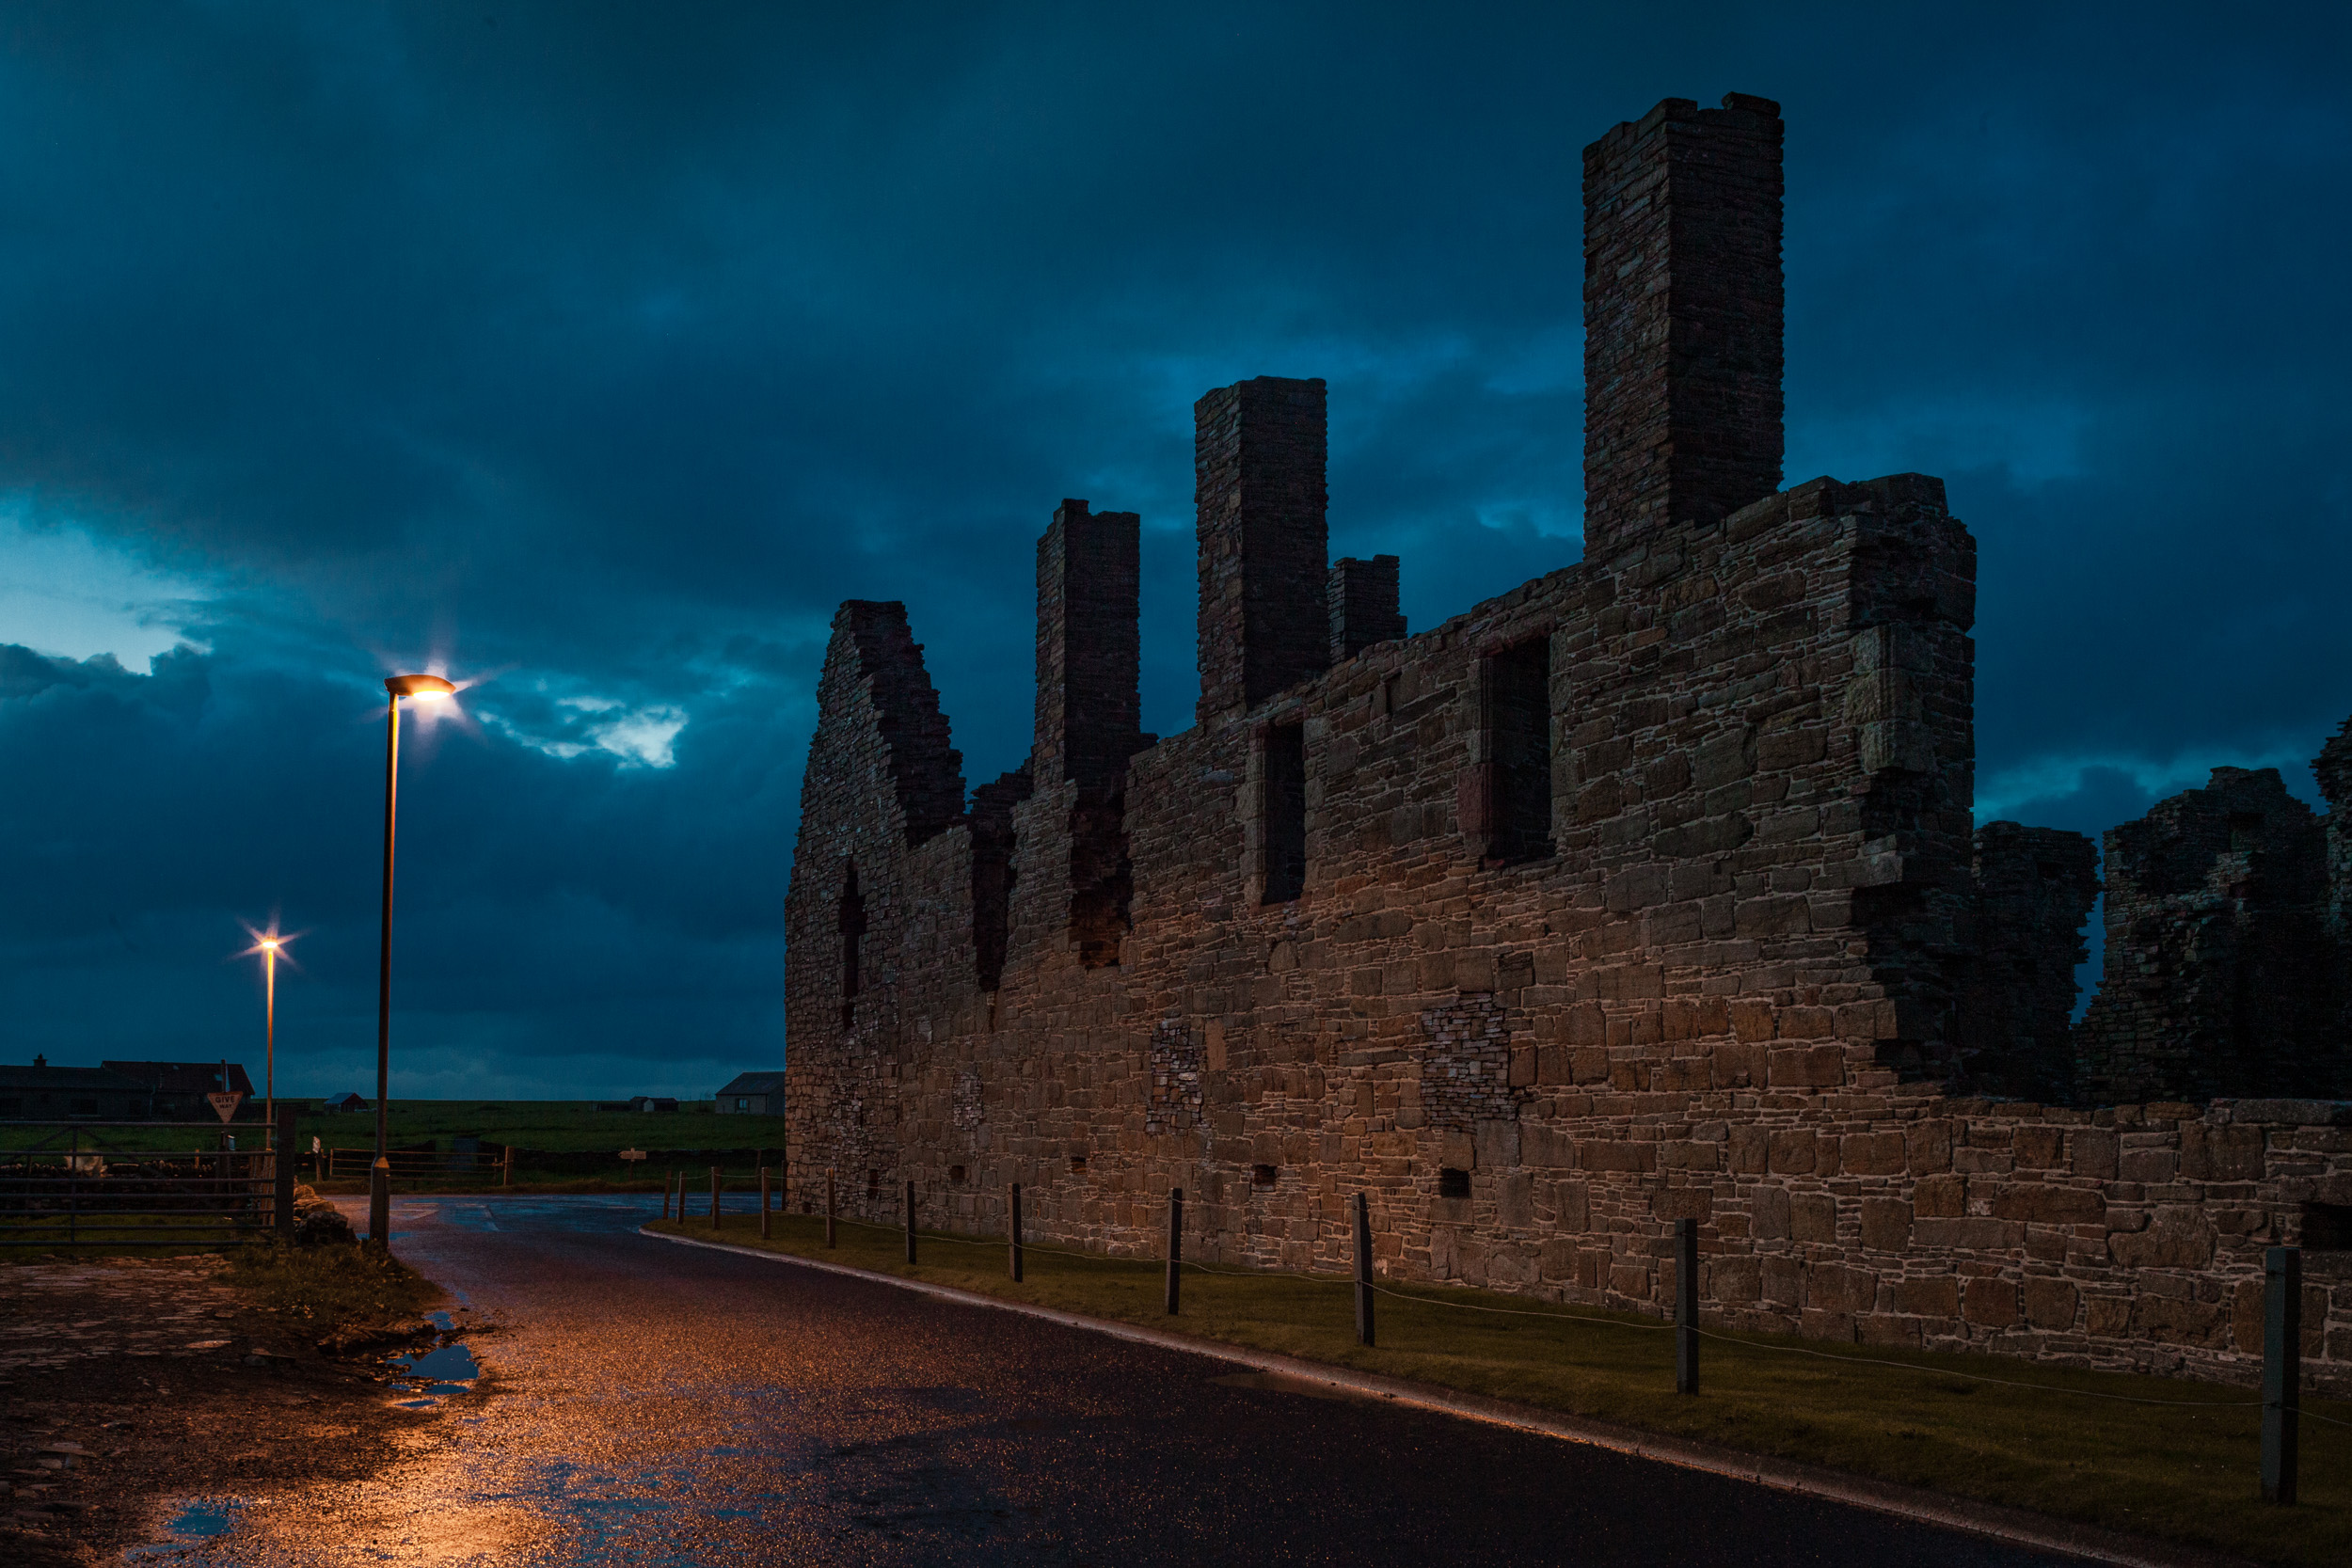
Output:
386 673 456 702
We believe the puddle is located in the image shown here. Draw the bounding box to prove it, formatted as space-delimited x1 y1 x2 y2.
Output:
130 1496 245 1557
1210 1370 1388 1404
388 1339 481 1408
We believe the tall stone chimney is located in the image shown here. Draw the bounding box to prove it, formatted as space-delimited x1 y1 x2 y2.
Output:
1328 554 1406 661
1582 93 1785 561
1034 498 1142 786
1195 376 1329 723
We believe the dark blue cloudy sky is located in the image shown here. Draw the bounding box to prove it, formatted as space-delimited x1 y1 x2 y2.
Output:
3 3 2346 1100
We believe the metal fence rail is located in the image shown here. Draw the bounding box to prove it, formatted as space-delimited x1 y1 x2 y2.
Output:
1 1122 282 1247
319 1146 516 1186
1 1128 280 1250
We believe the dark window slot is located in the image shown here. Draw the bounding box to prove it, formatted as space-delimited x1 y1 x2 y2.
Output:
1263 722 1307 904
1438 1167 1471 1198
1486 639 1552 864
1250 1164 1279 1188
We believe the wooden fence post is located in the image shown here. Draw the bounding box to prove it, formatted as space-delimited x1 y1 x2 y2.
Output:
709 1165 722 1229
825 1166 836 1248
501 1146 513 1189
758 1166 771 1240
1165 1187 1184 1314
1354 1191 1375 1347
2264 1245 2302 1504
1676 1217 1700 1396
903 1179 917 1264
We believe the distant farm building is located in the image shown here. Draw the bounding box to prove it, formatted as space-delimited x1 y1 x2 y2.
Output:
0 1055 254 1119
716 1072 787 1115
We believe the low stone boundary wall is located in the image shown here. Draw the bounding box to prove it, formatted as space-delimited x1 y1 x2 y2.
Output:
874 1095 2351 1399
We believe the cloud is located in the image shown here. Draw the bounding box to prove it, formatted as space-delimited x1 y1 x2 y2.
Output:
0 3 2346 1090
0 505 213 664
478 689 691 769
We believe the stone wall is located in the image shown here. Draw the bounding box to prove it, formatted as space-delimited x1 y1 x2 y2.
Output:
1581 93 1784 560
779 92 2352 1398
1957 823 2100 1103
2075 767 2344 1103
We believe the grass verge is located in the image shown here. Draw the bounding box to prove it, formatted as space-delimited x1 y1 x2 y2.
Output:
223 1242 441 1339
0 1212 250 1259
648 1210 2348 1567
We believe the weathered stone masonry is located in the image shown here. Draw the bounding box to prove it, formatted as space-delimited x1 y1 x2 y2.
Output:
784 94 2352 1395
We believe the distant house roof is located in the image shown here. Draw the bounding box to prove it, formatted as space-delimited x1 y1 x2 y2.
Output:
0 1062 144 1094
103 1060 255 1097
326 1091 367 1109
717 1072 787 1097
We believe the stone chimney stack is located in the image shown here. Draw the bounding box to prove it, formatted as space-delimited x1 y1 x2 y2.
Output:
1328 554 1405 661
1195 376 1329 723
1582 92 1785 562
1034 499 1142 787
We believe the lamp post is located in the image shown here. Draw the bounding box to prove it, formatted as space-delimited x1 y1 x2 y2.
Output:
261 936 279 1144
372 673 455 1249
238 926 296 1148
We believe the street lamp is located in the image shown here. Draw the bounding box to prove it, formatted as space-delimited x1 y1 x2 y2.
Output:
372 672 454 1248
237 925 298 1148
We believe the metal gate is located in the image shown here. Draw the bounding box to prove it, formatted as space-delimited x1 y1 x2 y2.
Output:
0 1121 282 1249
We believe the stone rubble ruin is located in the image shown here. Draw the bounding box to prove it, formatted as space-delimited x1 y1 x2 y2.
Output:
783 93 2352 1392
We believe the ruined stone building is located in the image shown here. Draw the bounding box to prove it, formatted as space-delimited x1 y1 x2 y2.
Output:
784 94 2352 1391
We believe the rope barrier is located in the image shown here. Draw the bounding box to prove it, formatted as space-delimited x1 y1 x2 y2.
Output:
1683 1326 2265 1409
1367 1279 1677 1328
683 1207 2351 1423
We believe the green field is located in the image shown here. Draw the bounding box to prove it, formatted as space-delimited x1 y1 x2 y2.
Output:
3 1100 793 1192
305 1099 782 1151
651 1210 2351 1567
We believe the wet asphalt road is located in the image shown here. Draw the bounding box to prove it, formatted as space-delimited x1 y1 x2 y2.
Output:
187 1196 2078 1566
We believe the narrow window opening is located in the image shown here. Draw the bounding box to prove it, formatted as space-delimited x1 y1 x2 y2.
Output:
2229 812 2264 853
1069 790 1132 969
866 1169 880 1198
1250 1164 1279 1188
2302 1201 2352 1251
1438 1167 1471 1198
1486 639 1552 864
1262 722 1307 904
948 1164 967 1184
1068 1153 1088 1174
1380 671 1402 717
838 863 866 1033
971 767 1032 990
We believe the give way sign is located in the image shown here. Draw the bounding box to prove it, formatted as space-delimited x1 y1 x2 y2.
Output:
207 1090 245 1123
